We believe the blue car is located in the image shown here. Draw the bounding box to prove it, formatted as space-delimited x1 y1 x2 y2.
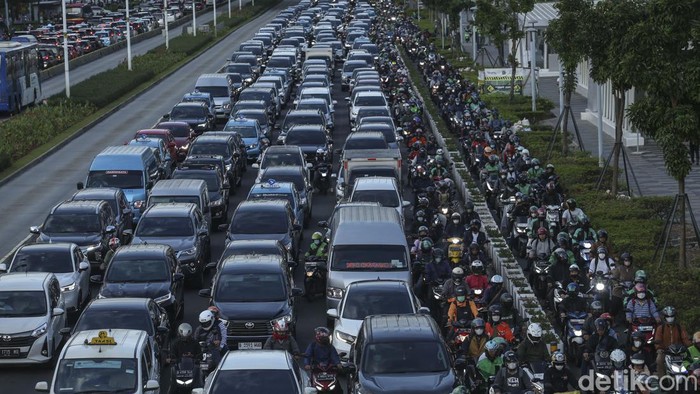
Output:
223 117 268 163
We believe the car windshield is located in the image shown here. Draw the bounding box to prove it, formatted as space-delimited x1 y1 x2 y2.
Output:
352 189 400 208
230 209 287 234
183 97 210 107
54 359 137 393
239 91 269 102
237 112 267 126
349 168 398 184
149 195 200 207
343 62 365 73
195 86 229 97
215 273 286 302
248 191 294 208
285 129 326 145
43 214 100 233
260 173 304 192
74 309 153 335
267 57 291 68
11 250 73 273
136 216 194 237
0 291 47 317
358 108 390 118
189 143 230 157
344 138 387 150
363 342 449 374
106 259 169 282
171 106 206 119
300 93 329 103
283 115 322 130
359 126 396 143
224 125 258 138
226 64 250 74
297 102 327 112
331 245 407 270
261 152 303 167
209 370 296 394
173 172 220 192
342 289 413 320
87 170 143 189
156 123 191 138
355 96 386 106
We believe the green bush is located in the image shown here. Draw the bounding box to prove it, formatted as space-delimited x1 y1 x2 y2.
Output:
166 34 214 56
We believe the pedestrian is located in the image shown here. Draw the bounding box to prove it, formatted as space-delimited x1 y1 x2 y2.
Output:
690 140 699 165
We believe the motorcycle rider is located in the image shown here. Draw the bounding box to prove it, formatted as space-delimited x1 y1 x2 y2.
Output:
541 181 564 206
417 248 451 298
545 249 572 307
517 323 549 365
500 293 520 336
493 351 534 393
561 198 585 229
515 174 532 196
303 327 341 372
588 246 615 278
591 229 616 258
476 340 503 389
312 148 331 190
527 158 544 180
466 219 489 250
683 332 700 369
654 306 691 376
582 318 618 375
561 264 590 293
526 227 555 271
448 286 474 326
441 267 467 302
539 163 557 183
627 331 655 371
430 160 449 179
194 310 224 369
483 151 500 176
461 318 489 359
481 275 504 308
169 323 202 363
572 216 597 243
463 242 487 267
305 232 328 259
610 252 636 321
443 212 466 241
559 282 589 325
100 237 120 271
264 320 300 356
630 352 652 377
543 351 578 394
624 270 658 305
466 260 488 292
625 283 661 325
485 304 515 343
463 201 479 223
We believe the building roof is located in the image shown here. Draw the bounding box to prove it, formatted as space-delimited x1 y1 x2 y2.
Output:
519 2 558 29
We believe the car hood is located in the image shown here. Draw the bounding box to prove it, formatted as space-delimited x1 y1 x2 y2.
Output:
361 372 455 394
54 272 80 287
123 188 146 203
131 236 195 252
100 281 170 299
37 233 101 247
329 270 410 291
215 300 290 320
242 137 259 146
0 316 48 335
213 97 230 106
333 318 362 339
227 232 289 244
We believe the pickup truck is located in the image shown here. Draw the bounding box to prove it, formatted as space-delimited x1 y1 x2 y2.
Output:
337 148 402 201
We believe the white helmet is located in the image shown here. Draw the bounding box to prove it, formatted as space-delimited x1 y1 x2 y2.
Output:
521 149 530 156
527 323 542 343
178 323 193 339
490 275 503 285
470 260 484 273
199 310 215 330
611 349 627 369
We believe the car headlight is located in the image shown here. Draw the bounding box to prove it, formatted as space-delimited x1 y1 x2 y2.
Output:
595 282 605 291
176 379 194 385
133 200 145 209
222 103 231 110
180 247 197 256
327 287 344 299
197 123 207 128
335 330 356 344
31 323 48 338
225 164 232 172
154 292 174 304
248 144 257 149
61 282 76 292
273 313 292 325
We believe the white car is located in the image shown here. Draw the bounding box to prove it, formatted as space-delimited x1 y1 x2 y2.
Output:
0 243 90 316
348 176 411 226
327 280 427 354
0 272 66 364
349 90 388 125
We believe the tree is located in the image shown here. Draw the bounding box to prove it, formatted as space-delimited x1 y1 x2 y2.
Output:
625 0 700 267
544 0 591 155
583 0 645 196
475 0 534 101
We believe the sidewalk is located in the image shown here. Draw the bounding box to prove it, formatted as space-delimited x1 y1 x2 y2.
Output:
537 77 700 225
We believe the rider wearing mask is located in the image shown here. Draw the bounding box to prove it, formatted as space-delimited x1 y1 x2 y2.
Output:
485 305 515 343
582 301 605 342
466 219 488 249
169 323 202 363
591 229 616 259
305 232 328 259
630 352 652 377
312 149 330 189
588 246 615 278
418 248 451 297
559 282 589 323
443 212 466 241
499 293 520 335
654 306 692 377
466 260 488 292
462 201 479 223
476 340 504 390
624 270 658 305
627 331 655 370
494 351 534 393
562 264 590 292
544 351 578 394
481 275 504 307
303 327 341 371
541 181 564 206
545 249 572 307
527 158 544 180
527 227 555 270
625 283 662 325
462 242 486 268
448 286 473 326
100 237 120 272
441 267 467 302
264 320 300 356
461 318 489 359
573 216 597 243
517 323 549 365
561 199 585 229
582 318 618 375
610 252 636 318
194 310 224 368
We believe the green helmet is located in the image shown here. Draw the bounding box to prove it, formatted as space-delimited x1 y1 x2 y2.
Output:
635 270 647 281
312 232 323 241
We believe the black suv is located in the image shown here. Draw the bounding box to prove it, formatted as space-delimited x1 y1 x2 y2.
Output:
172 164 230 224
198 254 302 350
70 187 134 238
188 135 242 189
92 244 185 323
131 203 211 287
163 102 215 132
283 124 333 165
31 200 117 271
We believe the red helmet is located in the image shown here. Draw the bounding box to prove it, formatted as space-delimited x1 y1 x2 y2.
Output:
537 227 548 236
537 208 546 217
207 306 220 318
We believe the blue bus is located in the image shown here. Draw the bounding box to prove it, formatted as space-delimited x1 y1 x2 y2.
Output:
0 41 43 113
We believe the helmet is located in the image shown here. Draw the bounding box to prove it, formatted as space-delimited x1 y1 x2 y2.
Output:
420 238 433 252
507 176 516 186
537 227 548 236
569 264 580 273
581 216 590 227
452 267 465 281
537 207 546 218
312 232 323 241
314 327 331 344
432 248 445 260
590 301 604 315
693 331 700 344
631 352 646 366
469 242 480 252
529 206 539 214
207 306 220 318
454 286 468 298
600 313 613 324
634 270 648 283
597 229 608 240
566 282 579 296
178 323 193 339
611 349 626 369
566 198 577 210
621 252 633 263
596 246 608 255
470 260 484 274
489 305 502 322
484 146 493 153
316 148 325 156
451 212 461 221
109 237 120 249
662 306 676 323
504 350 518 369
418 225 429 236
471 318 486 330
436 148 444 155
465 201 474 213
273 320 289 334
199 310 215 330
500 293 513 308
485 340 499 352
555 249 568 262
532 158 540 166
546 181 556 192
594 318 609 332
521 149 530 156
527 323 542 343
632 330 646 342
551 351 566 367
510 135 520 144
490 275 503 285
546 163 555 171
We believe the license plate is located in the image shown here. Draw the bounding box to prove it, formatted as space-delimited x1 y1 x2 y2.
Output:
317 373 334 381
238 342 262 350
0 348 20 358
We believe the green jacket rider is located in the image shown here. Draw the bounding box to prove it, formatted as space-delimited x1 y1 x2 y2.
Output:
306 232 328 258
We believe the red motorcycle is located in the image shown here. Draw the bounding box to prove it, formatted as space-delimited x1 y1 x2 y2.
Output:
310 363 341 393
448 319 471 355
629 318 656 350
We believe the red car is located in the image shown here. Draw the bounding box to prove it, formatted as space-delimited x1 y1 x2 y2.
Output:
134 128 179 162
152 121 197 161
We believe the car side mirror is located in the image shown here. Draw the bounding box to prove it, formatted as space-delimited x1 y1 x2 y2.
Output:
306 162 313 169
78 262 89 271
157 325 169 334
252 163 260 169
76 182 84 190
144 379 160 392
344 97 350 102
217 223 229 232
402 200 411 208
173 273 185 281
417 306 431 315
198 288 212 298
29 226 41 234
162 113 170 120
192 389 205 394
198 229 208 237
291 287 303 297
90 275 103 284
59 327 72 336
318 220 328 228
327 308 338 318
35 382 49 392
52 307 65 317
0 263 7 273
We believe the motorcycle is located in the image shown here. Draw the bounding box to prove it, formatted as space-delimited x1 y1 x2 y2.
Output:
498 195 516 233
563 310 588 366
587 271 611 309
578 240 593 268
310 363 341 393
530 253 550 299
664 344 689 388
448 319 471 355
522 360 547 394
198 340 214 380
510 215 529 258
629 318 657 352
446 237 464 265
173 356 200 393
483 173 501 208
545 205 561 236
593 350 614 381
304 256 328 301
314 164 333 195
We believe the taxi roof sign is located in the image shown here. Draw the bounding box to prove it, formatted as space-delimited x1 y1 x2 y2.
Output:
86 330 117 346
262 179 280 188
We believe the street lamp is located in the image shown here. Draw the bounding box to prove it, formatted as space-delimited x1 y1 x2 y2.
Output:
470 6 477 62
213 0 217 36
164 0 169 49
126 0 132 70
526 21 537 112
61 0 70 97
192 0 197 37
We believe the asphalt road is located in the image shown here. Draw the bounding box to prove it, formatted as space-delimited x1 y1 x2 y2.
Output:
0 1 355 391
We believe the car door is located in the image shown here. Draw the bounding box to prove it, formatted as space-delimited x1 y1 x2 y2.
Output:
117 190 135 233
48 279 65 350
74 247 90 304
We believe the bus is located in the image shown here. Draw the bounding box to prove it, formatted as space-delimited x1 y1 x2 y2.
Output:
0 41 43 113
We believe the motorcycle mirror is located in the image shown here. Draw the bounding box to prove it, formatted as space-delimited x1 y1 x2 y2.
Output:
327 308 339 319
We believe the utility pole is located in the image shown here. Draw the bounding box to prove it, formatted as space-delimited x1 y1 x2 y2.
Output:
192 0 197 37
527 22 537 112
164 0 169 49
126 0 132 70
61 0 70 97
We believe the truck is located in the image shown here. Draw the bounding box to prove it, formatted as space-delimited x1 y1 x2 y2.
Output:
305 46 334 69
337 148 402 201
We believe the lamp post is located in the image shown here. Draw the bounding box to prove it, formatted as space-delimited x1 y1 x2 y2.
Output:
239 0 242 11
61 0 70 97
164 0 169 49
192 0 196 37
470 6 477 62
527 21 537 112
213 0 217 36
126 0 132 70
597 82 604 166
228 0 231 18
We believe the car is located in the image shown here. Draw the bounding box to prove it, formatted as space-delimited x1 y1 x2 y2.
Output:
30 200 117 271
134 128 179 164
327 280 427 354
153 121 196 161
232 108 273 139
188 134 242 188
349 177 410 225
253 145 311 177
70 298 170 362
295 98 334 132
181 155 230 190
279 109 329 141
283 124 333 166
69 187 135 240
215 239 296 274
182 91 216 118
295 87 336 115
0 272 66 365
131 203 211 286
223 117 269 163
127 135 175 178
224 62 256 83
341 60 371 90
238 87 278 120
342 131 388 151
163 101 215 133
349 91 388 125
256 165 314 224
172 164 230 224
92 244 185 323
0 243 90 316
355 105 391 122
192 350 312 394
356 122 401 149
223 200 301 261
248 180 306 229
198 254 302 350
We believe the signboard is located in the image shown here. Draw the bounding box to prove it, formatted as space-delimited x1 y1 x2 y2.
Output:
88 331 117 346
478 68 525 94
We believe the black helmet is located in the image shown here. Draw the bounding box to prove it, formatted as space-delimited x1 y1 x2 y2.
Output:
590 301 604 315
556 249 568 262
506 176 516 187
451 212 461 221
597 229 608 240
581 216 591 228
489 305 502 321
594 318 609 332
489 155 498 164
432 248 445 260
566 198 577 210
471 318 486 329
621 252 632 263
519 173 528 184
465 201 474 213
454 286 468 298
504 350 518 369
500 293 513 308
470 219 481 228
566 282 579 297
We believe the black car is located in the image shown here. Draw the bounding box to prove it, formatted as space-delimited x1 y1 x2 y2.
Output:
198 254 303 350
91 244 185 322
30 200 117 271
279 109 327 141
131 203 211 287
163 102 215 132
69 187 135 238
214 239 297 274
203 132 248 181
172 164 230 224
182 154 230 189
238 88 277 120
283 124 333 165
188 135 242 188
257 165 314 223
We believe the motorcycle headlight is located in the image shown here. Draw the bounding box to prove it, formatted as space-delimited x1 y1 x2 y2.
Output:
154 292 174 304
197 123 207 128
176 379 194 385
273 314 292 325
306 271 314 277
61 282 76 292
441 207 448 214
300 197 308 206
180 247 197 256
573 329 582 336
245 77 253 84
595 282 605 291
327 287 344 299
32 323 48 338
450 238 460 244
335 330 356 344
180 143 189 151
670 363 687 373
86 243 102 252
583 242 592 248
133 200 145 209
